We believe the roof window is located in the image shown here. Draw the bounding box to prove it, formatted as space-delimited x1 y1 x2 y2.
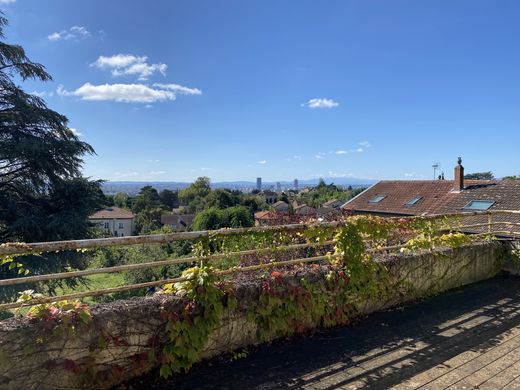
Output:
463 200 495 211
405 196 423 206
368 195 386 204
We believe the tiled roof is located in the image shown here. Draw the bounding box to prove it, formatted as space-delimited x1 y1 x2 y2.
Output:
437 180 520 213
323 199 341 207
341 180 520 216
254 211 278 220
89 207 134 219
294 204 316 215
161 213 195 226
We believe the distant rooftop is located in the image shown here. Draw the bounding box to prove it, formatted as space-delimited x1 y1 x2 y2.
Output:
89 207 135 219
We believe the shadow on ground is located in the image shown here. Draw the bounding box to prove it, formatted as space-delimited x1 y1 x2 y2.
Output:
121 274 520 390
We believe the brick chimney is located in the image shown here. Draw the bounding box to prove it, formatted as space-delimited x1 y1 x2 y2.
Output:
453 157 464 192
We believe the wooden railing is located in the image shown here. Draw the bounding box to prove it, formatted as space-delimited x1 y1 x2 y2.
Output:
1 210 519 310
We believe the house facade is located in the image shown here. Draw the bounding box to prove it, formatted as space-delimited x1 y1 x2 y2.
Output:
261 190 278 205
89 207 135 237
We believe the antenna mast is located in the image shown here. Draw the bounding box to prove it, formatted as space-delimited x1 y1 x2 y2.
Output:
432 162 440 180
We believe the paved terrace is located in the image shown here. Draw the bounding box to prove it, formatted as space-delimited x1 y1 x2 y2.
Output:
126 274 520 390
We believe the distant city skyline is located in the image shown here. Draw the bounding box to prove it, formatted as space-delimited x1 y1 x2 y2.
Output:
2 0 520 182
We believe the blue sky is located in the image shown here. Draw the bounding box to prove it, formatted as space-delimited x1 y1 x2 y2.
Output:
2 0 520 182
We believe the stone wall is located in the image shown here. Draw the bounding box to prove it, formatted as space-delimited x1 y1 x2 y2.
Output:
0 241 511 390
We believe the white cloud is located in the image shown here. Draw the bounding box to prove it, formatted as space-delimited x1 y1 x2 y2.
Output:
150 170 167 176
0 0 16 4
92 54 167 81
94 54 145 69
69 128 83 137
334 147 364 155
359 141 371 148
315 154 326 159
258 160 267 165
58 82 201 104
48 26 91 41
152 83 202 95
301 98 339 109
58 83 175 103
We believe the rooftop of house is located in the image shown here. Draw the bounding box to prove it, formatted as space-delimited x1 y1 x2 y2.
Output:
343 158 520 216
272 200 288 207
161 213 195 226
342 179 520 216
254 210 279 220
323 199 341 207
294 204 317 214
89 207 135 220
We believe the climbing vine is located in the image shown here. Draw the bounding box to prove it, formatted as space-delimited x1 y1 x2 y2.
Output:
158 266 236 377
16 290 91 338
7 213 494 384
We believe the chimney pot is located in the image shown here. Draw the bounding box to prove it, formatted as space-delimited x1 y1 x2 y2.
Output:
454 157 464 191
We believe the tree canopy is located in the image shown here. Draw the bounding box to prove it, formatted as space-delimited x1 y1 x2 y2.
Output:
0 14 104 297
464 171 494 180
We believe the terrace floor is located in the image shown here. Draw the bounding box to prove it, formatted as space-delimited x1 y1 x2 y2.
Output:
126 274 520 390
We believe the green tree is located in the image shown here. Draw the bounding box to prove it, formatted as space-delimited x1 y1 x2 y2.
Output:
240 195 263 212
191 207 223 231
179 177 211 205
132 186 162 213
131 186 167 234
0 13 104 299
223 206 254 228
159 189 179 209
113 192 130 208
464 171 494 180
204 189 237 209
191 206 254 231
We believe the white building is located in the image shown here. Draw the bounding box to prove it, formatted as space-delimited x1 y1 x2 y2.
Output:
89 207 135 237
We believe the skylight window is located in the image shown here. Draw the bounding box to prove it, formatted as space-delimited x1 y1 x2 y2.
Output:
369 195 386 204
463 200 495 211
405 196 423 206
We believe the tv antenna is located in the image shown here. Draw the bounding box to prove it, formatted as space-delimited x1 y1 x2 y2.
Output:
432 162 440 180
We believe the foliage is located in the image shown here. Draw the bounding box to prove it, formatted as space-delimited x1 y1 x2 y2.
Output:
178 177 211 205
191 206 254 231
159 266 227 377
113 192 130 208
11 213 485 382
131 186 169 234
464 171 494 180
252 269 354 340
292 182 365 208
0 14 104 298
16 290 91 337
159 189 179 209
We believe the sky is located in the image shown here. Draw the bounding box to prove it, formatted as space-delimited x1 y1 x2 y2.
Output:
2 0 520 182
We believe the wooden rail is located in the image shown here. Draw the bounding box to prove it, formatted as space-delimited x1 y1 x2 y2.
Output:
0 210 518 310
